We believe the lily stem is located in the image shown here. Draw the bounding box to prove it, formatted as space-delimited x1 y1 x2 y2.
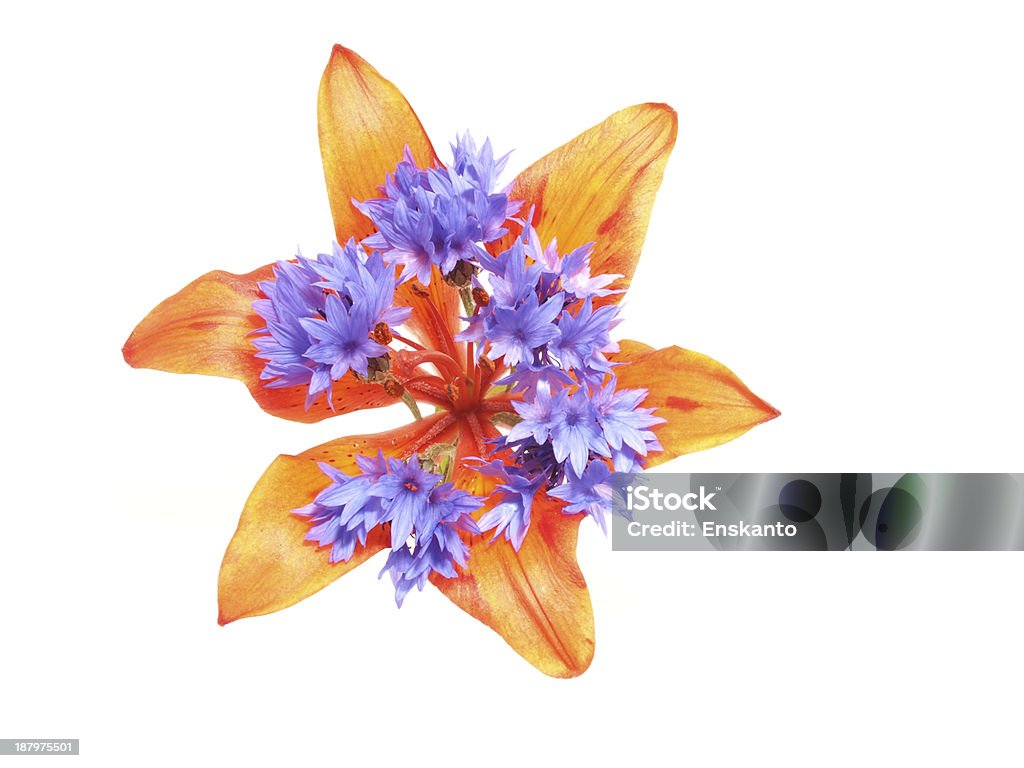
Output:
401 391 423 421
459 285 474 316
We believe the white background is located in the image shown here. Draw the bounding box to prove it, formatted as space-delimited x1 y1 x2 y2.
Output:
2 1 1022 765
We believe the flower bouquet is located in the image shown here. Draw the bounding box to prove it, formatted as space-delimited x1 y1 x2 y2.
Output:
123 45 778 677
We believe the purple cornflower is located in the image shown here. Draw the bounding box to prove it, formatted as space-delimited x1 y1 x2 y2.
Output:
297 453 484 606
458 222 662 543
493 362 575 399
474 460 544 551
252 257 335 406
549 388 611 477
293 452 391 564
310 242 411 330
251 239 407 408
378 481 481 606
548 297 621 379
486 292 564 367
356 136 520 284
300 295 387 379
591 380 665 471
368 455 441 548
548 460 615 532
507 383 559 445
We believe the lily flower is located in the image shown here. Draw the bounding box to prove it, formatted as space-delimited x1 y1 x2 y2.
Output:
122 45 779 678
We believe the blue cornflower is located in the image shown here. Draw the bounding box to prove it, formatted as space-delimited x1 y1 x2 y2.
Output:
310 241 411 331
448 135 509 212
548 297 621 377
363 188 438 285
378 481 482 606
591 380 665 471
480 239 544 309
493 362 575 399
426 482 484 542
252 257 334 405
300 294 388 379
457 220 659 543
559 243 623 299
378 546 425 607
548 460 615 532
474 460 544 551
453 252 539 348
507 383 559 445
293 454 391 564
357 136 520 284
549 388 611 477
298 453 485 605
254 136 661 609
441 134 520 243
253 257 324 329
295 500 380 564
491 434 568 489
251 240 407 408
316 451 390 515
486 292 564 367
474 225 620 310
467 224 625 390
368 455 441 548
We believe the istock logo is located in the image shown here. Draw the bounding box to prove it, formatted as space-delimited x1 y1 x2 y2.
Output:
625 485 718 512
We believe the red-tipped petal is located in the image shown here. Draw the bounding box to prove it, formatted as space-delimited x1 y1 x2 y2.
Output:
613 340 780 462
500 104 677 303
122 267 398 422
218 413 458 625
318 45 437 242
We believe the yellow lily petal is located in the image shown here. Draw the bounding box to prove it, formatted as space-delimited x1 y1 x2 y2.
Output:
500 103 677 301
318 45 437 242
218 413 457 624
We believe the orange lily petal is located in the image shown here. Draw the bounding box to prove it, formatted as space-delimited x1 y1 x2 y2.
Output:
318 45 437 243
218 412 458 625
393 266 463 360
500 104 677 302
428 419 594 678
431 498 594 678
613 340 780 463
122 267 398 422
